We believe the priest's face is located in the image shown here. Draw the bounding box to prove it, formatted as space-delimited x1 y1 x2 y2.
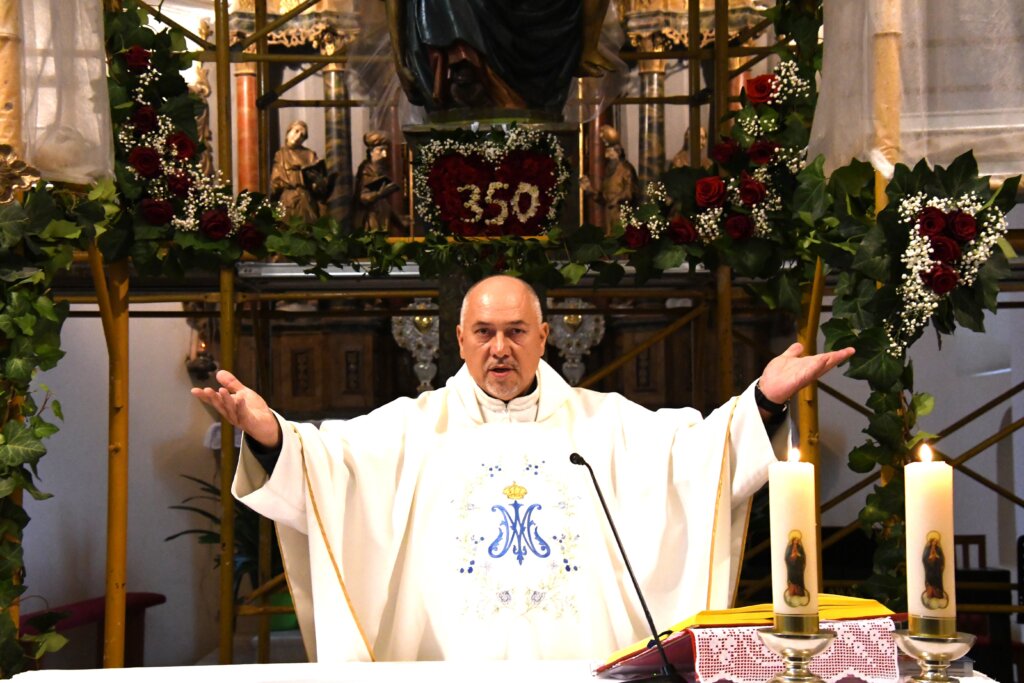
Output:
457 276 549 401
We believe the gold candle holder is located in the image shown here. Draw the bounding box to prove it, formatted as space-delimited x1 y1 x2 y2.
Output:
757 625 835 683
893 628 975 683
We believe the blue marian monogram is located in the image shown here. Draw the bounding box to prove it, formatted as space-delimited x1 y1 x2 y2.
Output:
488 482 551 565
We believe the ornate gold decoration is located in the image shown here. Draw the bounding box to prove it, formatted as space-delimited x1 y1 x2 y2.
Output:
503 482 527 501
0 145 39 203
622 0 763 49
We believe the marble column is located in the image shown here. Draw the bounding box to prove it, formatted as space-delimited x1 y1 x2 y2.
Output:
323 63 353 225
234 58 260 191
637 35 668 187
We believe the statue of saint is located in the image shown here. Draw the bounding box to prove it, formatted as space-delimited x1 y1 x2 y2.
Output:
353 131 402 233
671 126 709 169
580 124 640 230
271 120 332 223
384 0 616 113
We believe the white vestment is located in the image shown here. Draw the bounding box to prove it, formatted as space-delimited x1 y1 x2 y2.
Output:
233 360 785 663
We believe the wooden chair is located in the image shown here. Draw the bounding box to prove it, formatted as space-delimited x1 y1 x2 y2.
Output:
954 534 986 569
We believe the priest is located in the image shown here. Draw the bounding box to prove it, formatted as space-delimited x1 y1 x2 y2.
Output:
192 275 853 663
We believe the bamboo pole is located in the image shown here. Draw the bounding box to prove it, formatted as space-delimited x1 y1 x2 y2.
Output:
218 266 236 664
797 258 825 464
100 258 130 668
213 0 236 664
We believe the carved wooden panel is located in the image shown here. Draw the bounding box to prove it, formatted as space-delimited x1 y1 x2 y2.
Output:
326 329 378 412
272 331 327 415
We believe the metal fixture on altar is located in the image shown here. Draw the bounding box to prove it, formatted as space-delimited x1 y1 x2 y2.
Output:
546 298 605 386
756 628 836 683
891 631 975 683
391 298 440 393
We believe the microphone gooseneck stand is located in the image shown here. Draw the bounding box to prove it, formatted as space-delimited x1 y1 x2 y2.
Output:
570 453 685 683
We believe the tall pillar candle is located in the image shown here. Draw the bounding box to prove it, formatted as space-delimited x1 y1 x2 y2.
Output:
768 448 820 633
904 444 956 636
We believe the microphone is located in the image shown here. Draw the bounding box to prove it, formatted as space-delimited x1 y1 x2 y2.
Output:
570 453 684 683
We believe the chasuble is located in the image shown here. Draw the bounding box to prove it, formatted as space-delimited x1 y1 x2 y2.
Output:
233 360 785 663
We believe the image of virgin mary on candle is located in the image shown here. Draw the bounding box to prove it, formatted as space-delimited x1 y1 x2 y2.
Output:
921 530 950 609
783 530 810 608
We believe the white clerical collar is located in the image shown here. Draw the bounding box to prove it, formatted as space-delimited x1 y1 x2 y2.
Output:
471 375 541 424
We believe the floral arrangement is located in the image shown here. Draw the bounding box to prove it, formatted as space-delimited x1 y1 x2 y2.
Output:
413 125 571 237
886 191 1008 355
603 56 817 288
105 1 279 273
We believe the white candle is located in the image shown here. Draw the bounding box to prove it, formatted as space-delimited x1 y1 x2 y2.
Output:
768 448 820 627
904 444 956 630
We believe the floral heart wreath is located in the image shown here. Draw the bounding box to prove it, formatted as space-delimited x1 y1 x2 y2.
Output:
413 126 571 237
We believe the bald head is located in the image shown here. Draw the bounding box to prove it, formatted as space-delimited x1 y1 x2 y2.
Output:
460 276 543 327
456 276 549 401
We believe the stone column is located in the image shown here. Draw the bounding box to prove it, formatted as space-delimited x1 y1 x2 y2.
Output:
623 7 685 187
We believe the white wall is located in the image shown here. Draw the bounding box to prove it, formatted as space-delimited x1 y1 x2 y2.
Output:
25 304 220 667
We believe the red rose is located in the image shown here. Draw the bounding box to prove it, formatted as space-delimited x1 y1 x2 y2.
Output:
139 198 174 225
236 222 266 252
166 172 192 196
710 139 740 166
724 213 755 240
167 131 197 160
916 207 947 237
949 211 977 243
668 215 698 244
130 105 158 133
622 224 651 249
127 146 162 178
695 176 727 207
738 172 767 206
920 263 959 295
928 235 962 264
748 140 778 166
199 208 232 240
123 45 151 72
745 74 776 104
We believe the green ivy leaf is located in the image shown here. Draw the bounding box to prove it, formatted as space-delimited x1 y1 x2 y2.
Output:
0 423 46 468
850 224 891 282
3 357 34 384
559 263 588 285
40 219 81 240
865 411 904 451
831 274 877 329
846 327 904 391
792 156 829 223
849 444 885 473
652 244 686 270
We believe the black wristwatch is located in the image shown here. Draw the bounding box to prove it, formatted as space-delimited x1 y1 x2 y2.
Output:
754 381 788 424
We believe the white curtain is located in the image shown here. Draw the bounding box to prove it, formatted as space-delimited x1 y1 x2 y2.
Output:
808 0 1024 181
21 0 113 184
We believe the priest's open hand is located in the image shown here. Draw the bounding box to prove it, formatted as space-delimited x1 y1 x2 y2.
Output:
757 342 855 405
191 370 281 449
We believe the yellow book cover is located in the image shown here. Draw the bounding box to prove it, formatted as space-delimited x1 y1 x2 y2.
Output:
603 594 893 665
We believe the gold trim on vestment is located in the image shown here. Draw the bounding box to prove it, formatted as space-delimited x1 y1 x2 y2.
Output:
299 430 377 662
705 397 740 610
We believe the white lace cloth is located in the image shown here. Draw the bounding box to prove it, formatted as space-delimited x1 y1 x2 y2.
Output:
692 617 898 683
